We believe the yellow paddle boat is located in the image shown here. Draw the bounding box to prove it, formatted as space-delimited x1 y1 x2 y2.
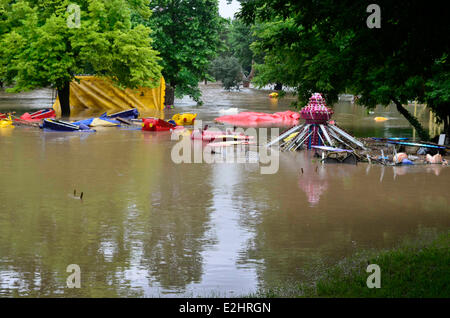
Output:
269 92 279 98
0 116 14 129
374 116 388 122
172 113 197 126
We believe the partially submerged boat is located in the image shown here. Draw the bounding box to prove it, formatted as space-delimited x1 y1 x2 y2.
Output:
102 108 139 120
142 118 178 131
172 113 197 126
40 119 93 132
269 92 279 98
18 108 56 122
191 129 253 142
0 116 14 129
72 117 120 127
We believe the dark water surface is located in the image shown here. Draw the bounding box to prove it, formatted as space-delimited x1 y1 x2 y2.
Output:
0 84 448 297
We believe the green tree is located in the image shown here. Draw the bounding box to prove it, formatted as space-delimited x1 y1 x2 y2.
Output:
425 55 450 138
209 56 242 90
207 17 260 90
227 18 256 74
0 0 162 116
239 0 450 140
147 0 222 105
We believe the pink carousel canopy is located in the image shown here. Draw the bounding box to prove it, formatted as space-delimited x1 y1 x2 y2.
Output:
300 93 333 123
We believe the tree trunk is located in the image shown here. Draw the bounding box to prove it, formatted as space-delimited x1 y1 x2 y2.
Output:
443 115 449 142
242 72 250 88
248 59 256 82
165 85 175 106
58 82 71 117
391 96 429 141
274 83 283 91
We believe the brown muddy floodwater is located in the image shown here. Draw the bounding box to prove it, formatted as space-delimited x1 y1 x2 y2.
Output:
0 83 449 297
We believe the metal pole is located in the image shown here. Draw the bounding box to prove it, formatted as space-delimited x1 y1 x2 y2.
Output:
266 124 304 147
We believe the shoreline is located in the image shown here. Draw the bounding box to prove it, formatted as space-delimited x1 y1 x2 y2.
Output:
248 229 449 298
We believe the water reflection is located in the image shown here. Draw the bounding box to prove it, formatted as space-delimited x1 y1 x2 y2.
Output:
298 163 328 207
186 164 259 297
393 164 445 177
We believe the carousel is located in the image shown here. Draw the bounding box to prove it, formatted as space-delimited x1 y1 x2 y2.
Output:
267 93 366 152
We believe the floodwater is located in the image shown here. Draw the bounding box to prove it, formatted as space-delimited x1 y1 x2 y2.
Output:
0 83 448 297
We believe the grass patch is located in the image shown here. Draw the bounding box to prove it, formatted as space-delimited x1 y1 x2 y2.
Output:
251 230 449 298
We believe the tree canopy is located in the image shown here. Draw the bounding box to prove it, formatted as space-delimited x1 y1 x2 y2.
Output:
238 0 450 139
0 0 162 116
208 17 261 90
147 0 222 105
209 56 242 90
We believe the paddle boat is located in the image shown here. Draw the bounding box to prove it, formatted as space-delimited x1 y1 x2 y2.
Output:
0 113 7 119
171 113 197 126
191 128 253 142
0 116 14 129
142 118 179 131
269 92 279 98
18 108 56 122
40 119 93 132
102 108 139 120
374 117 388 122
72 117 120 127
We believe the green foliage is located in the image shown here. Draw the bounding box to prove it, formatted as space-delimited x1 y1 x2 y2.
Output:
0 0 162 92
314 232 450 297
209 56 242 90
227 18 257 74
251 231 450 298
208 17 261 90
249 16 347 106
239 0 449 138
147 0 222 102
425 55 450 133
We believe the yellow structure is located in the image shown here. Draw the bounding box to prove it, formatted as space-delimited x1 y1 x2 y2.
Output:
171 113 197 126
53 76 165 118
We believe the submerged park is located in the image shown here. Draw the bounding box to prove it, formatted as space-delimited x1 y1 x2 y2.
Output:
0 1 449 299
